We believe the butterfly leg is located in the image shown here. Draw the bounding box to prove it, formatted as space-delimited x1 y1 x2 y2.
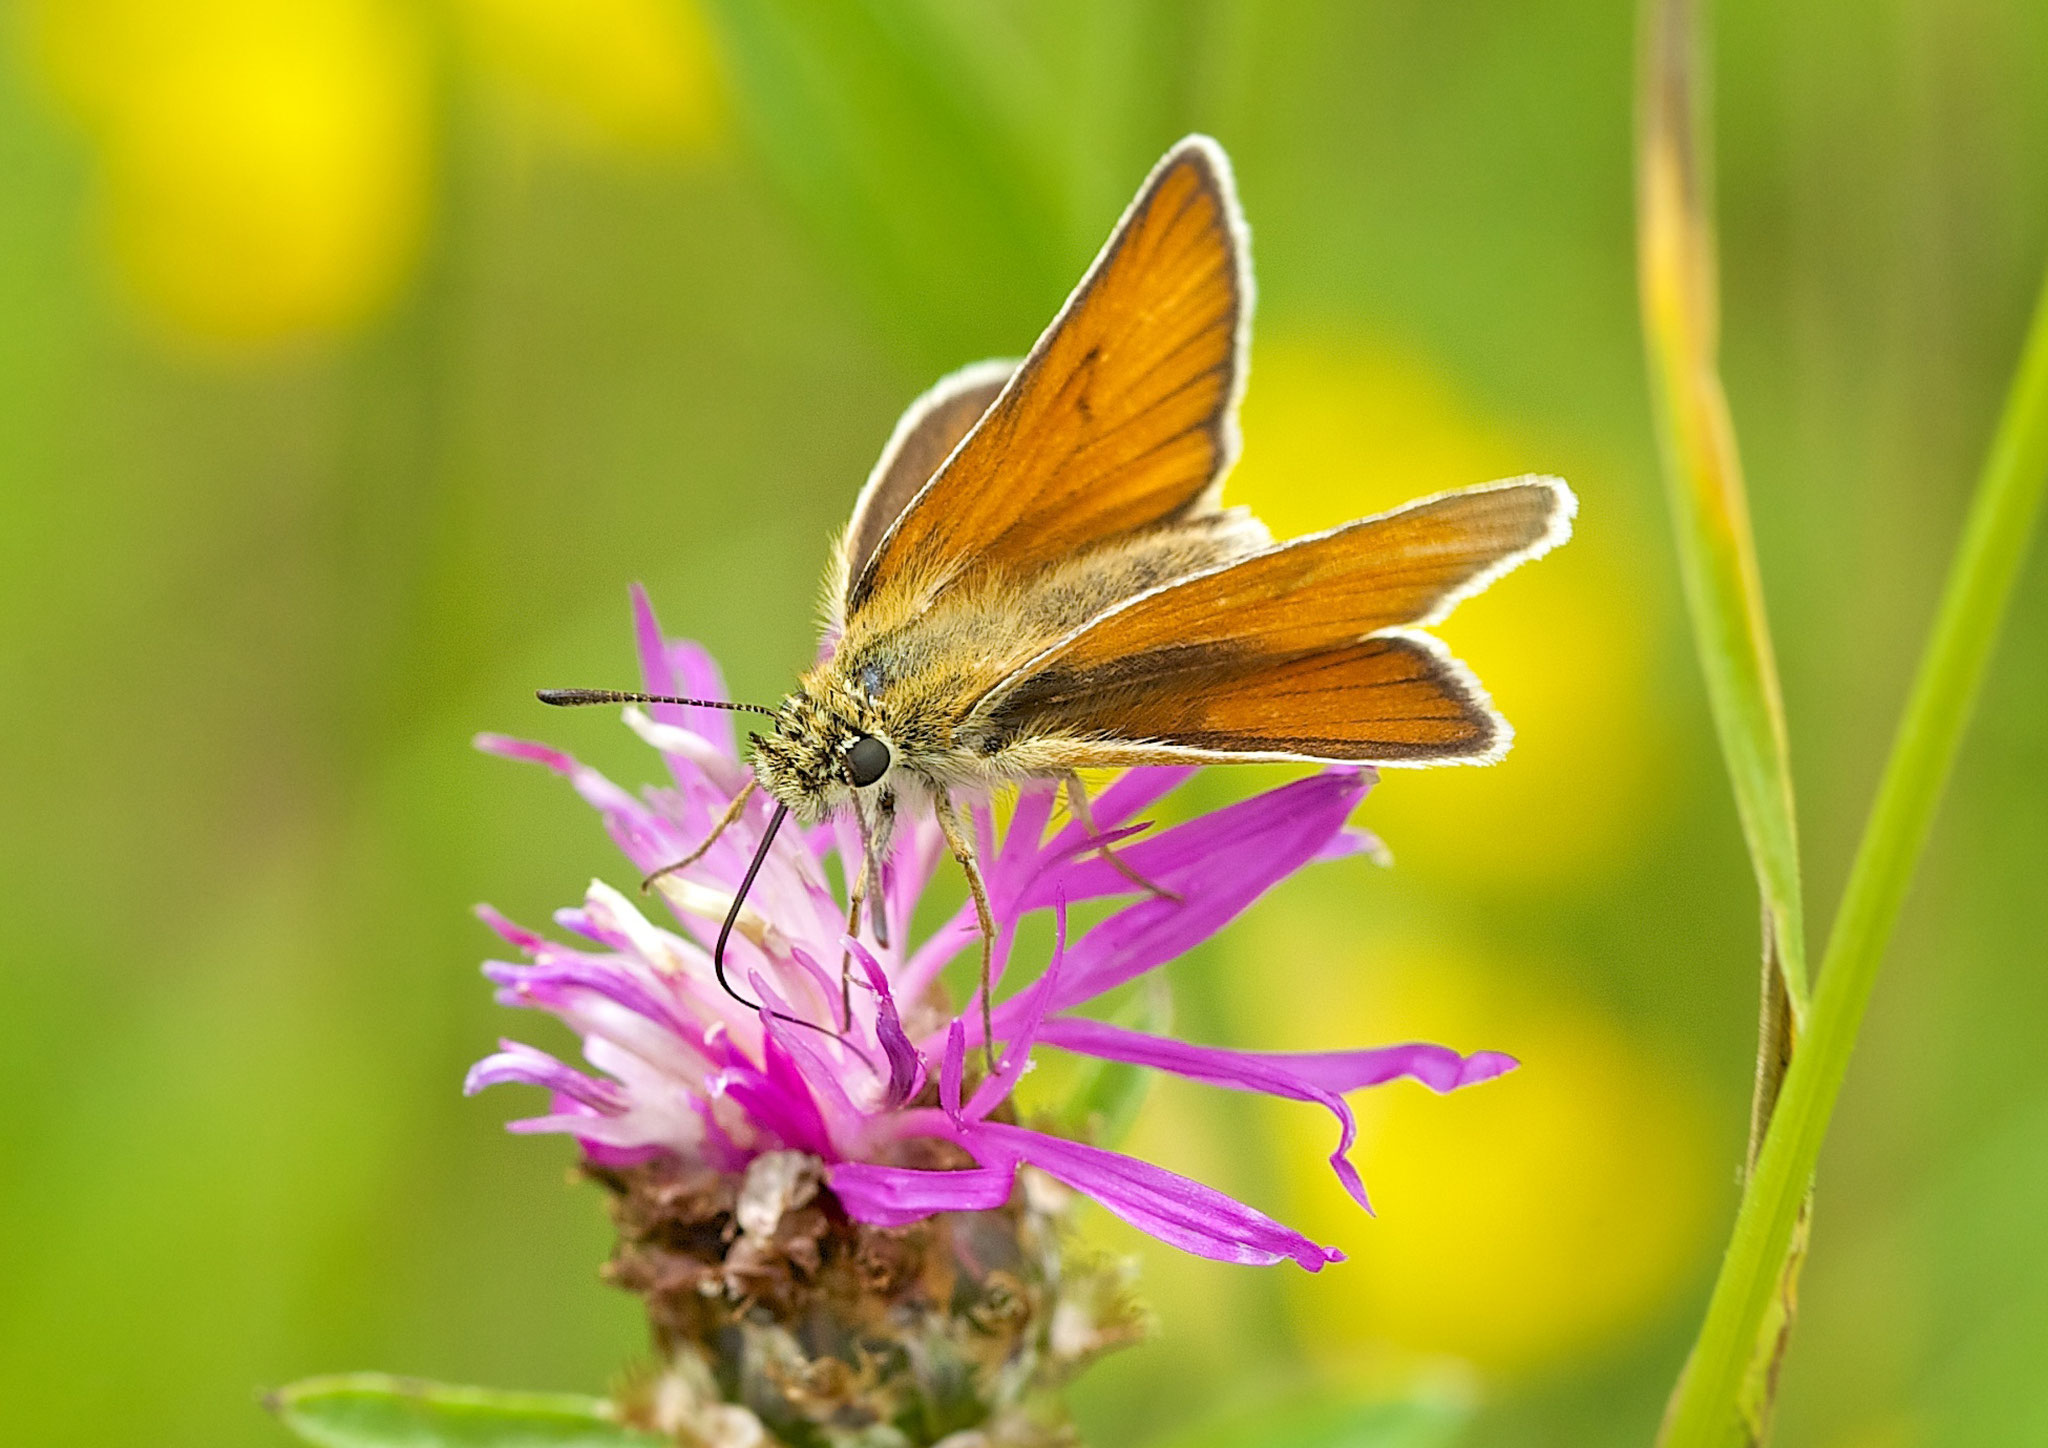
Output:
641 779 757 892
840 857 871 1033
934 791 998 1072
1062 773 1182 904
837 797 895 1031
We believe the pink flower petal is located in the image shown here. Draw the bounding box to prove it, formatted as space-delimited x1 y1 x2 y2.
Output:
474 904 547 953
1049 768 1194 845
632 584 738 757
464 1041 627 1114
849 938 923 1107
965 903 1067 1117
1261 1041 1521 1095
827 1161 1018 1227
959 1121 1342 1272
940 1020 967 1126
1000 770 1370 1026
476 733 680 877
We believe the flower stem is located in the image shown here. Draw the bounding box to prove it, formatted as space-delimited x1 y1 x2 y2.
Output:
1659 260 2048 1447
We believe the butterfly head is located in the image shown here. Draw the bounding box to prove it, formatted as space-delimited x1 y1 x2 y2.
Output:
750 674 898 825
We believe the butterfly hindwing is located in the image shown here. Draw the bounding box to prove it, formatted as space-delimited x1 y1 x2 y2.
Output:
970 478 1574 767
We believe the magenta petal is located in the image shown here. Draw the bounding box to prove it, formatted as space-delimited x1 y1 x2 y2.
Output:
474 904 547 953
941 1020 966 1126
1034 1019 1513 1097
475 734 677 876
464 1042 627 1114
1008 767 1195 903
511 1091 666 1167
989 783 1059 895
580 1138 666 1169
1064 767 1194 837
966 903 1067 1117
781 947 842 1022
1034 1018 1371 1210
1313 824 1384 865
828 1161 1018 1228
631 583 682 716
719 1022 836 1157
1000 821 1164 916
485 958 700 1045
1020 767 1366 916
1036 1019 1370 1210
849 938 923 1107
1002 770 1370 1025
1260 1041 1521 1095
631 583 737 756
475 734 579 775
1028 1023 1513 1213
960 1121 1342 1272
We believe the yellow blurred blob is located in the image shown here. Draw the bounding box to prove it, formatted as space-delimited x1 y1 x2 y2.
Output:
457 0 724 154
1231 336 1523 542
30 0 430 347
1231 911 1718 1376
1228 336 1671 885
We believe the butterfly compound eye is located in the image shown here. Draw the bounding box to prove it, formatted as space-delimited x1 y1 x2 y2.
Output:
845 734 891 788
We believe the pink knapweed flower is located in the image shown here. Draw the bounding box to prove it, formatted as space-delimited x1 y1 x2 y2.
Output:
468 588 1516 1274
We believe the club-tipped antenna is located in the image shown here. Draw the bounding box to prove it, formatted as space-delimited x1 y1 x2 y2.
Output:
538 688 779 719
548 693 866 1058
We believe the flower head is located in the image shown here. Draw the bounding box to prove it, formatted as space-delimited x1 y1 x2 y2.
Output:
466 588 1516 1440
472 587 1516 1261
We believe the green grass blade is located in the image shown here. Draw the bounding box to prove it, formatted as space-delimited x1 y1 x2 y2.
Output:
1636 16 1815 1422
1636 0 1808 1052
1657 248 2048 1448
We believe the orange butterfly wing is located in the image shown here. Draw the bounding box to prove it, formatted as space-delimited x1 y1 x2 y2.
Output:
844 136 1249 616
972 478 1574 765
832 359 1014 623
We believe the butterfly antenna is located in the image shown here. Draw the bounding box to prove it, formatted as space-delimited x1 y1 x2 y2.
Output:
551 701 865 1057
538 688 779 719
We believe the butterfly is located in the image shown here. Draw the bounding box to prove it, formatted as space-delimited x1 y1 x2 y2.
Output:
544 135 1574 1055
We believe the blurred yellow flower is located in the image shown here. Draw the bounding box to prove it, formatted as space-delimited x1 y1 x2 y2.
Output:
1228 336 1672 886
1229 906 1719 1377
23 0 723 349
28 0 430 347
456 0 724 155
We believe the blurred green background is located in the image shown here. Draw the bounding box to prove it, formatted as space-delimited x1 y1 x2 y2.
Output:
3 2 2045 1444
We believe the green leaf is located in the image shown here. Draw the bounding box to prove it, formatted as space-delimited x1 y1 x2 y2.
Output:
264 1375 664 1448
1147 1380 1472 1448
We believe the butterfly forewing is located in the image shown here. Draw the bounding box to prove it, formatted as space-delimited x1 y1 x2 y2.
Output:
844 137 1249 617
834 359 1014 616
1009 478 1571 664
969 478 1574 767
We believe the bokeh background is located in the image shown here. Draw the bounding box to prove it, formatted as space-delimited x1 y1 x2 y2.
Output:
3 2 2045 1445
